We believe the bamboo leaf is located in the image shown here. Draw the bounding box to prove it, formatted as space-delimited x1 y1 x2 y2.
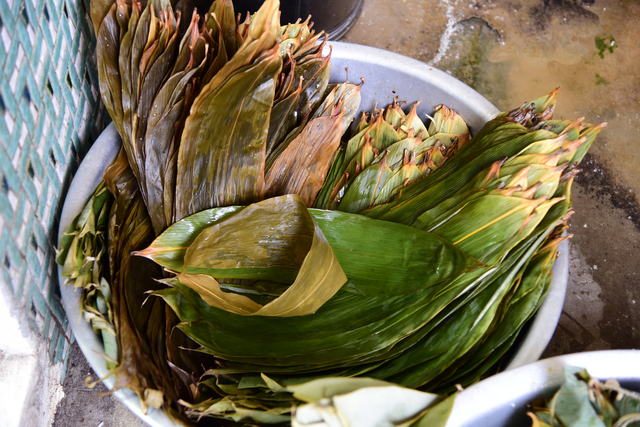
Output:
400 103 428 136
103 150 193 414
175 49 282 218
96 4 124 136
90 0 115 35
412 394 456 427
428 104 469 136
176 217 346 318
293 383 441 427
265 115 346 206
141 195 469 298
287 377 394 402
338 160 395 213
210 0 238 58
265 83 360 206
266 84 302 155
183 195 314 280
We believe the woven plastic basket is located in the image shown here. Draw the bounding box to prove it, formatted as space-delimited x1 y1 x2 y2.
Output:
0 0 108 367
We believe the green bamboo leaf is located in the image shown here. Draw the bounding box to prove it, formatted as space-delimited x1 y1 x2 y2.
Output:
355 111 371 131
367 224 556 384
372 162 425 206
313 147 345 210
400 103 428 136
344 116 402 176
318 101 469 213
155 259 485 375
571 123 606 165
413 133 464 161
428 232 562 390
428 104 469 136
376 135 422 169
172 196 348 317
383 103 405 127
141 195 469 299
338 159 395 213
503 89 558 128
144 203 469 372
425 192 553 262
90 0 115 35
372 227 553 388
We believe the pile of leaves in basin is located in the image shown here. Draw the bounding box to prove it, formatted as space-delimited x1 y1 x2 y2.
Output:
57 0 605 423
529 369 640 426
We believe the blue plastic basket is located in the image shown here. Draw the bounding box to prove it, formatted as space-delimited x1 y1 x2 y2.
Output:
0 0 108 367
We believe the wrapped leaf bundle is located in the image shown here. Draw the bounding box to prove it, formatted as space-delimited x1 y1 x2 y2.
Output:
57 0 605 423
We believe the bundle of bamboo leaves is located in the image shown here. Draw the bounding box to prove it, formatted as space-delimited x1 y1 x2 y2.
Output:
57 0 604 424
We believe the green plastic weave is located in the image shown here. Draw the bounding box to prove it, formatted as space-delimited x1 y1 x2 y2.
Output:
0 0 107 365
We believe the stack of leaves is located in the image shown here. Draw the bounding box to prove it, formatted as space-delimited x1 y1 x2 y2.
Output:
75 0 364 417
56 0 606 424
57 182 117 367
529 369 640 426
127 91 603 420
316 102 470 211
92 0 349 233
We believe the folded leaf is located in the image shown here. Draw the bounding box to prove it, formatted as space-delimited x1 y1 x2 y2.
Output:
173 196 347 317
176 220 345 317
140 195 469 298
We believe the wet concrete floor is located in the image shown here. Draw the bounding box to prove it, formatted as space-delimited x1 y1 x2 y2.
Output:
55 0 640 424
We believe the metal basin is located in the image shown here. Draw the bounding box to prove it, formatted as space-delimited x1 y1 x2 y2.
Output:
446 350 640 427
57 42 569 426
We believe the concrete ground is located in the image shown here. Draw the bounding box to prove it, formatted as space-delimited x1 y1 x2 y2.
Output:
52 0 639 425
